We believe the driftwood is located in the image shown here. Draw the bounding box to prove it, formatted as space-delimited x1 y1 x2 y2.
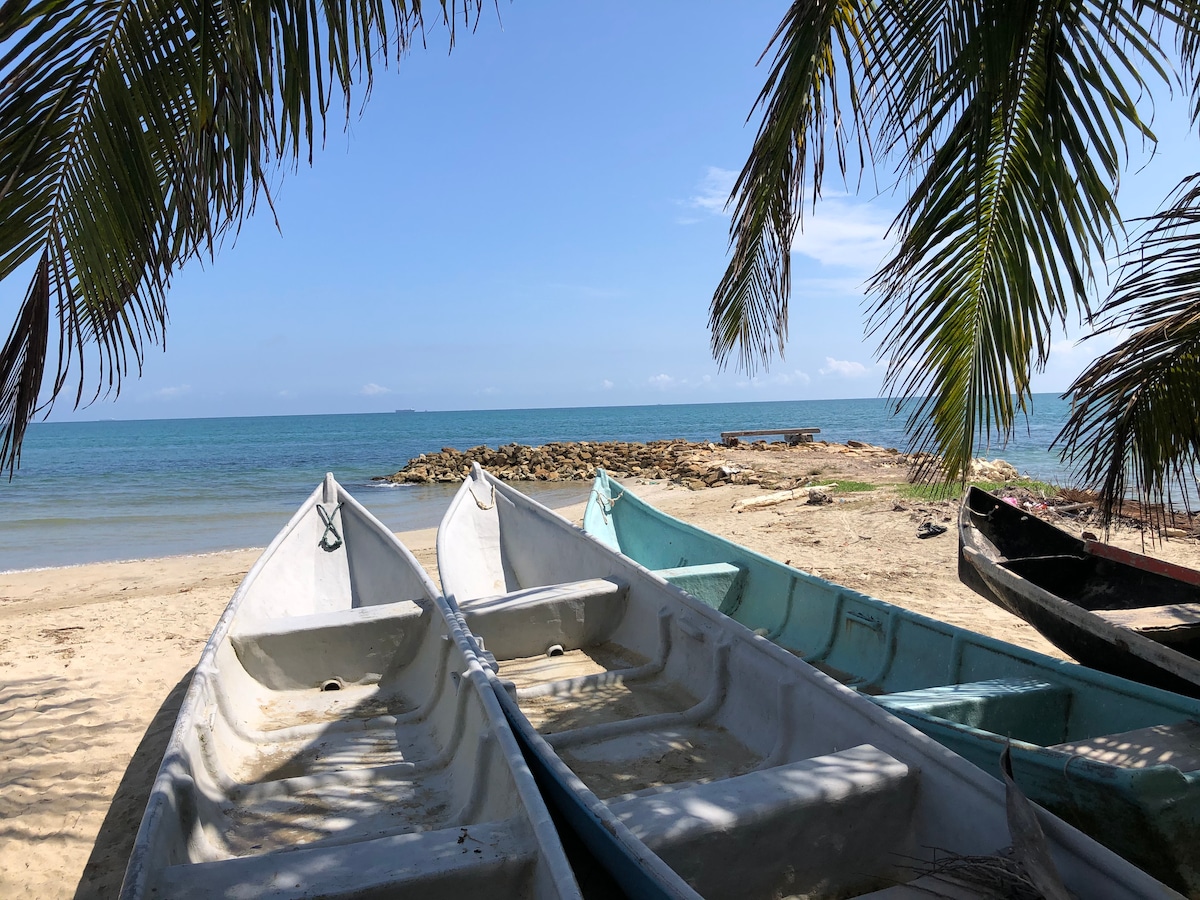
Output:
734 484 838 512
1051 502 1092 515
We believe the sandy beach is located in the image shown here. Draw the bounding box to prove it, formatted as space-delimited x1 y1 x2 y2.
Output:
5 444 1200 898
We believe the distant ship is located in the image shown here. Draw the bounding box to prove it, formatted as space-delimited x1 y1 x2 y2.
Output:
395 409 416 414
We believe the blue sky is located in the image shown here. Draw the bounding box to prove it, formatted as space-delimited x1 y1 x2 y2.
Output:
10 1 1200 421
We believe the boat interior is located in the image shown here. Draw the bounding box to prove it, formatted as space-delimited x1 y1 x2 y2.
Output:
442 471 1149 900
964 487 1200 654
128 481 571 900
590 477 1200 774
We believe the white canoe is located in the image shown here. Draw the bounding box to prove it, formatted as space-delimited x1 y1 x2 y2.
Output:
438 464 1180 900
121 473 580 900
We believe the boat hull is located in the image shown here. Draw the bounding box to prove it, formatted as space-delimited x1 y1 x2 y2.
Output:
441 465 1182 899
959 486 1200 696
583 470 1200 894
121 474 580 900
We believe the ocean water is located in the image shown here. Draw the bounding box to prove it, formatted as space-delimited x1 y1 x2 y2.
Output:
2 396 1076 571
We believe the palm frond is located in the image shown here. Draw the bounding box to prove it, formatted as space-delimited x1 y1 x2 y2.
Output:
710 0 875 374
0 0 481 474
1057 173 1200 523
867 0 1162 482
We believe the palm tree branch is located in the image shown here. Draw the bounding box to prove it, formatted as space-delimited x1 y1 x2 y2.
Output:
1056 172 1200 523
867 0 1161 482
1058 312 1200 525
710 0 874 375
0 0 482 474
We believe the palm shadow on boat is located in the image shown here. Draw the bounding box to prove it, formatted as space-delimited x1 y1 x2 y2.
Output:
73 669 194 900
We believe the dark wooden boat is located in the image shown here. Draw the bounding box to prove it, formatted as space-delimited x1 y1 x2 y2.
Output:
959 485 1200 698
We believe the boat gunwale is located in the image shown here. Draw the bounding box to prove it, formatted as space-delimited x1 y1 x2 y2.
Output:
122 474 582 900
443 464 1179 900
959 487 1200 694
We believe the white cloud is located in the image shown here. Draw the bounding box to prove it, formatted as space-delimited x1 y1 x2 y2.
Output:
648 373 684 389
478 386 499 396
819 357 869 377
151 384 190 399
793 274 874 297
684 167 737 219
360 383 391 396
602 379 614 390
736 370 811 389
791 198 895 271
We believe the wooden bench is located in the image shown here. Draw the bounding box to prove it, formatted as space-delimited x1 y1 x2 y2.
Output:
721 428 820 447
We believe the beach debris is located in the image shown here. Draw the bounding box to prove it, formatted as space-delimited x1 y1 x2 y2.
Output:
1000 746 1073 900
807 488 834 505
917 522 948 539
733 484 838 512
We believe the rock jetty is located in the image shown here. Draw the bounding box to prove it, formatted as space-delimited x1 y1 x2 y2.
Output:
375 438 1024 491
377 439 767 489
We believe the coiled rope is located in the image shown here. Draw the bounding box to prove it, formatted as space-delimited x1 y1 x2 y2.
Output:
317 502 344 552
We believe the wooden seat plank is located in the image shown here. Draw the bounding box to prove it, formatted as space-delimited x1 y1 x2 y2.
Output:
1091 602 1200 633
1050 719 1200 771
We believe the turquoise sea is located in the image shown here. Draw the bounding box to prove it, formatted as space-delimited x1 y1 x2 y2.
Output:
3 396 1077 571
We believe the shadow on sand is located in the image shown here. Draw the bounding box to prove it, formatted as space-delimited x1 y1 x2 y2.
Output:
73 670 194 900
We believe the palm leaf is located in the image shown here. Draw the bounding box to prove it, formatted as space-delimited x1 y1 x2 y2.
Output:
715 0 1172 485
710 0 875 374
0 0 480 472
1058 173 1200 523
868 0 1162 482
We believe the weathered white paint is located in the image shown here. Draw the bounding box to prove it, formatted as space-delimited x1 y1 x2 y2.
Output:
121 473 581 900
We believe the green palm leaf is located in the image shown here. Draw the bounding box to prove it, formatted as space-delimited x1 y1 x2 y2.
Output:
871 1 1161 481
0 0 479 472
716 0 1166 484
1058 174 1200 521
710 0 874 374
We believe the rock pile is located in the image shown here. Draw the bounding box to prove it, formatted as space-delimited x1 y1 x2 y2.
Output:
375 438 1025 491
376 439 760 489
968 458 1020 482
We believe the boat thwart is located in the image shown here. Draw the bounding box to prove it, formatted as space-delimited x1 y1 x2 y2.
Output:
439 464 1180 900
121 473 580 899
582 470 1200 893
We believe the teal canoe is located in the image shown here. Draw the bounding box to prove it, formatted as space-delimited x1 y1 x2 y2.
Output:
583 470 1200 895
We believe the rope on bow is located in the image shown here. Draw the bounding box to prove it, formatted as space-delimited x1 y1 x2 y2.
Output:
317 502 344 552
471 484 496 511
589 488 625 523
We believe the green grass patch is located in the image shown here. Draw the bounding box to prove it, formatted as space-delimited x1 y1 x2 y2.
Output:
834 480 877 493
897 483 959 501
897 478 1057 501
975 478 1057 495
